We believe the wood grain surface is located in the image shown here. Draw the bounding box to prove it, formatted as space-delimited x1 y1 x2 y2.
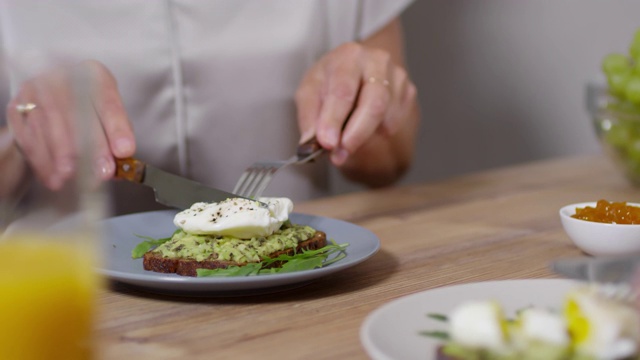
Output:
96 154 639 359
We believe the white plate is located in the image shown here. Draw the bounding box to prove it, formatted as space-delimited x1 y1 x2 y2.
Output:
100 210 380 296
360 279 579 360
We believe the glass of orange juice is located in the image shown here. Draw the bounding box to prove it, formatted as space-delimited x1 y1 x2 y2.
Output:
0 68 106 360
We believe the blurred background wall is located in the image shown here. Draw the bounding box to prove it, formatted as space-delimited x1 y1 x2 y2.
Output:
332 0 640 193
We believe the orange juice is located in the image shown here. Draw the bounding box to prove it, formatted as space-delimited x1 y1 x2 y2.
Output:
0 238 100 360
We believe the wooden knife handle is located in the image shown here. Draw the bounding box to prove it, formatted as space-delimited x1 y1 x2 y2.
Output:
115 157 145 183
296 136 323 159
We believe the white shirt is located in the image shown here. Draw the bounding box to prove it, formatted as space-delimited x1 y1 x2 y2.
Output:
0 0 413 214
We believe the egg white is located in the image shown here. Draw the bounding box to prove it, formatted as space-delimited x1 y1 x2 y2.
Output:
449 300 511 352
173 197 293 238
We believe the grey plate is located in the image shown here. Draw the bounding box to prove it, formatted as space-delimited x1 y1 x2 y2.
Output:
100 210 380 296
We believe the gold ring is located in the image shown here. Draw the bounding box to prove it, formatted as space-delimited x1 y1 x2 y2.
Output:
367 76 390 87
16 103 37 114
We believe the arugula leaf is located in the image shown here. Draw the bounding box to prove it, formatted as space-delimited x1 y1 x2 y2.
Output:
427 313 448 322
131 232 175 259
197 263 262 277
419 330 450 340
197 240 349 277
261 240 348 265
277 257 324 273
418 313 450 340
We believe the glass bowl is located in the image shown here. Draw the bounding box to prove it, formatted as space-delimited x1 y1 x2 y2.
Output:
587 83 640 185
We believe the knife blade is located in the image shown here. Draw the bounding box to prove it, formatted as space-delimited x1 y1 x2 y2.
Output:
551 256 640 283
115 158 257 210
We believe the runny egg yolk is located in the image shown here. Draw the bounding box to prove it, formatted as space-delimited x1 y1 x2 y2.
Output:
565 298 590 345
563 287 640 359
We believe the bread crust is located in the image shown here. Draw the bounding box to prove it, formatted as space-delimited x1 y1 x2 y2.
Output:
143 230 327 277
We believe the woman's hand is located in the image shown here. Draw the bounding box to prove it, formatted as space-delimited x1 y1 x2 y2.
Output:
4 60 135 192
295 18 419 187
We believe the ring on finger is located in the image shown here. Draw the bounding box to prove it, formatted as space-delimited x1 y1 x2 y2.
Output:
367 76 390 87
16 103 37 115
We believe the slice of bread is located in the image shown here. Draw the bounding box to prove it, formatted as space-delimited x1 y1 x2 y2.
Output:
143 230 327 277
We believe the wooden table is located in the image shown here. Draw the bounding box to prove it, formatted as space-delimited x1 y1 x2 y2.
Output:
98 154 638 359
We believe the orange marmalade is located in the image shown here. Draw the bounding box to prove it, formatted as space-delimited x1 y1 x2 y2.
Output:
572 199 640 224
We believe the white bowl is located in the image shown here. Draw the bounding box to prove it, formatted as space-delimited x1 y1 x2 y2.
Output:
559 202 640 257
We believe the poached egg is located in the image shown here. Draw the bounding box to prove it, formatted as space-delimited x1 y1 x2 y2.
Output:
565 286 640 360
444 287 640 360
449 300 511 352
173 197 293 239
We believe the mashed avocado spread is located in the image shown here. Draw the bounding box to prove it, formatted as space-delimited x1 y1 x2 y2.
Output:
153 222 316 263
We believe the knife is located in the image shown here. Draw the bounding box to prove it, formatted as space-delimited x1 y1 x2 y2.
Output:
551 256 640 283
114 158 258 210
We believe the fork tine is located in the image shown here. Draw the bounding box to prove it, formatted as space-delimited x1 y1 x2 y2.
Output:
236 166 267 198
235 167 262 197
233 149 323 199
242 166 275 199
249 167 278 199
238 168 263 198
232 170 251 194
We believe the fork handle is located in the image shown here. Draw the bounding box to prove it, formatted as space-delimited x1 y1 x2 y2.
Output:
297 136 323 158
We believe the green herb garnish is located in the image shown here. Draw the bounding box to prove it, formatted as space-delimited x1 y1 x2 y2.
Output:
427 313 448 322
131 230 178 259
196 240 348 277
420 313 450 339
419 330 450 340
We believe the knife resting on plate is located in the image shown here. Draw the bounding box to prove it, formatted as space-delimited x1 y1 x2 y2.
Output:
114 158 254 210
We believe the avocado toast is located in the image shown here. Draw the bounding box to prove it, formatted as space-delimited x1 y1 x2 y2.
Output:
142 221 327 277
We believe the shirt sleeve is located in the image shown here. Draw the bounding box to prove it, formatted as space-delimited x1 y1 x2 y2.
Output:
357 0 415 40
325 0 414 50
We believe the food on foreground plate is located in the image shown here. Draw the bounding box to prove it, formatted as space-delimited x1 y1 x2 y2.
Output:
572 199 640 224
131 197 349 277
423 285 640 360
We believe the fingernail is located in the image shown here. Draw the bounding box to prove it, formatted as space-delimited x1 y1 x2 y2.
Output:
331 148 349 165
95 157 114 179
299 128 315 143
114 138 134 155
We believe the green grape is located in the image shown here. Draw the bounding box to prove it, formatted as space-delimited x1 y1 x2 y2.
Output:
625 76 640 105
605 122 632 147
627 138 640 160
602 53 631 75
625 137 640 181
607 70 631 98
630 28 640 61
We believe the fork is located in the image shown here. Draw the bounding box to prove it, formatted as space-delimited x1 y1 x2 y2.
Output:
232 137 324 199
